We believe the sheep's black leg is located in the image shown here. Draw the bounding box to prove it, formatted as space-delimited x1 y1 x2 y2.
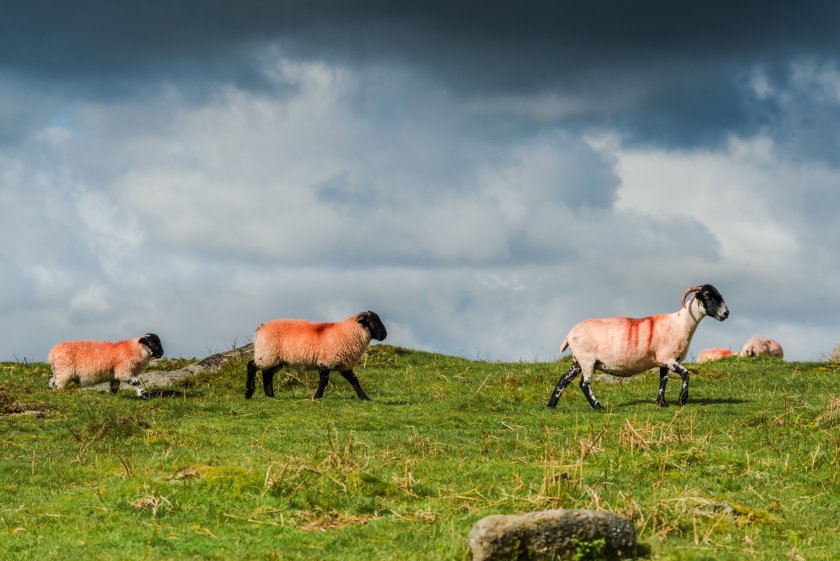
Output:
340 370 371 401
547 361 582 408
656 367 669 407
579 377 603 411
125 378 147 399
245 360 258 399
313 367 331 399
262 365 280 398
109 380 121 395
673 363 690 405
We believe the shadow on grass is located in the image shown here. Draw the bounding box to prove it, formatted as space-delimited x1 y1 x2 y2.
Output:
146 389 192 399
611 397 749 409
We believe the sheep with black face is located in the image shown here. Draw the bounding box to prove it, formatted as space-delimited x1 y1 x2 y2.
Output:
547 285 729 410
47 333 164 398
245 311 387 401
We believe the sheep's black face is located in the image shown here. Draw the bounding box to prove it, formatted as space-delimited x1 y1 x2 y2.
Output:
140 333 164 358
357 311 387 341
696 285 729 321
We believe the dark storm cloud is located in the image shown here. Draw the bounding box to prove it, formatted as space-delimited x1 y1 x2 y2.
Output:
3 1 839 147
2 1 839 363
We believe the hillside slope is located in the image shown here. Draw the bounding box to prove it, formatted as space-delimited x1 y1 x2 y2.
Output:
1 346 839 560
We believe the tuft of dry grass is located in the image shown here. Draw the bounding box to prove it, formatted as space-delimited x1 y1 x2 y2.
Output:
296 510 379 532
815 398 840 426
131 494 173 517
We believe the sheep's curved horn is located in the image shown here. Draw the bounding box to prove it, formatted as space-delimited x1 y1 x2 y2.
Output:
681 285 703 308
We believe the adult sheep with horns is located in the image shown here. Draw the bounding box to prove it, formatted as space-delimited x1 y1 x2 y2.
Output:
547 285 729 410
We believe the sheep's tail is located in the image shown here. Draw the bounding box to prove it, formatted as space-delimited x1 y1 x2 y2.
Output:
559 336 569 354
245 360 258 399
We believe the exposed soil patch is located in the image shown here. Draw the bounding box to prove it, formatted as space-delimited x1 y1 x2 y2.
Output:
0 384 48 416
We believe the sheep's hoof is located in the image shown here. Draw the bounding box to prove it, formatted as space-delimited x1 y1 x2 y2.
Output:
591 403 604 412
656 399 669 408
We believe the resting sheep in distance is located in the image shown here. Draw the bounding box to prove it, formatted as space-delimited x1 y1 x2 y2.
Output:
47 333 164 398
245 311 387 401
696 348 734 363
739 337 784 359
547 285 729 410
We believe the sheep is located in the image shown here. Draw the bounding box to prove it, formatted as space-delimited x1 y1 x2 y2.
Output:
696 348 734 363
47 333 164 398
547 284 729 410
245 311 387 401
739 337 784 359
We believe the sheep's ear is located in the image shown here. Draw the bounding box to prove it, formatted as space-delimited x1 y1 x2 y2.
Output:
356 312 371 323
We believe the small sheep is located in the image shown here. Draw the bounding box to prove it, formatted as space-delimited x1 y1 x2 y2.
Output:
696 348 734 363
47 333 164 398
245 311 387 401
547 284 729 410
739 337 784 359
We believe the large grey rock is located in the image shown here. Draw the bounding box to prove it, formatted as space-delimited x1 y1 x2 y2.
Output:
468 509 636 561
84 343 254 392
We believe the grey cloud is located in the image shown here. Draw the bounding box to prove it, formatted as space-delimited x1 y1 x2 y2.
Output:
7 2 837 83
2 2 839 149
0 75 73 146
0 62 731 363
760 61 840 164
1 4 838 364
314 175 374 208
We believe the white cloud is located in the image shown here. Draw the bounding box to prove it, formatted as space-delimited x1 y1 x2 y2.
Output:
69 284 112 316
606 132 840 360
35 126 74 145
25 264 74 299
1 54 839 366
748 68 774 100
614 136 801 267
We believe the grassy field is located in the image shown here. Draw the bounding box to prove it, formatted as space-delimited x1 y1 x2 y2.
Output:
1 345 839 560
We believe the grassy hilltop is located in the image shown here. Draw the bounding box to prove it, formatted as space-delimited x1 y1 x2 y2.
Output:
1 346 839 560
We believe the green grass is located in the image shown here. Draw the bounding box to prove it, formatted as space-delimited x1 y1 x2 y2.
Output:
1 347 839 560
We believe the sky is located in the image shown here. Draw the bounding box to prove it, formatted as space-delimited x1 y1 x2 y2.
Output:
1 1 839 363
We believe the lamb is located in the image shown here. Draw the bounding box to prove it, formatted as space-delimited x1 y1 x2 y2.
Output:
739 337 784 359
547 285 729 410
245 311 387 401
47 333 164 398
696 348 734 362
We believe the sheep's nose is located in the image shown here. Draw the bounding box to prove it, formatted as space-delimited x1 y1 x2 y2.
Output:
718 306 730 320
